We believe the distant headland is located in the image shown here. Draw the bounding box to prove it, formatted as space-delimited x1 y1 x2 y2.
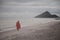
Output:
35 11 59 18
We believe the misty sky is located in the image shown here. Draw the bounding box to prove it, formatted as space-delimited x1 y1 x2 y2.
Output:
0 0 60 18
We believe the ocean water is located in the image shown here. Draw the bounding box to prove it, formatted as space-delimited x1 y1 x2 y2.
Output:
0 17 55 32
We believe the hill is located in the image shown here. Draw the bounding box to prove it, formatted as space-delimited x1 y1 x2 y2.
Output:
35 11 59 18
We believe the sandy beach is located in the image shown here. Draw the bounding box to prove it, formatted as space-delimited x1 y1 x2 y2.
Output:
0 18 60 40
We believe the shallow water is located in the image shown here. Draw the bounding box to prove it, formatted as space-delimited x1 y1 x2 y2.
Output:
0 18 55 32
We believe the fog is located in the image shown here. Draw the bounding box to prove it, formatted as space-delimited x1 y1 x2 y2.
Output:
0 0 60 18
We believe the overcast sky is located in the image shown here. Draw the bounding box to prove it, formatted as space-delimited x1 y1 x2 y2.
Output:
0 0 60 18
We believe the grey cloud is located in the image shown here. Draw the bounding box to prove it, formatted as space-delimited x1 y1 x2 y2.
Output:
1 0 60 7
1 0 60 3
0 0 60 18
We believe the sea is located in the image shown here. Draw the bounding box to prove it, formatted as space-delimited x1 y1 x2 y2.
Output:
0 17 56 32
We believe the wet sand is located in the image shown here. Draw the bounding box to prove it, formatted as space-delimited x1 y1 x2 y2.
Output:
0 20 60 40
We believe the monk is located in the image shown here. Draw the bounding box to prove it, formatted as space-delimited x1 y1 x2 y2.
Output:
16 20 21 31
